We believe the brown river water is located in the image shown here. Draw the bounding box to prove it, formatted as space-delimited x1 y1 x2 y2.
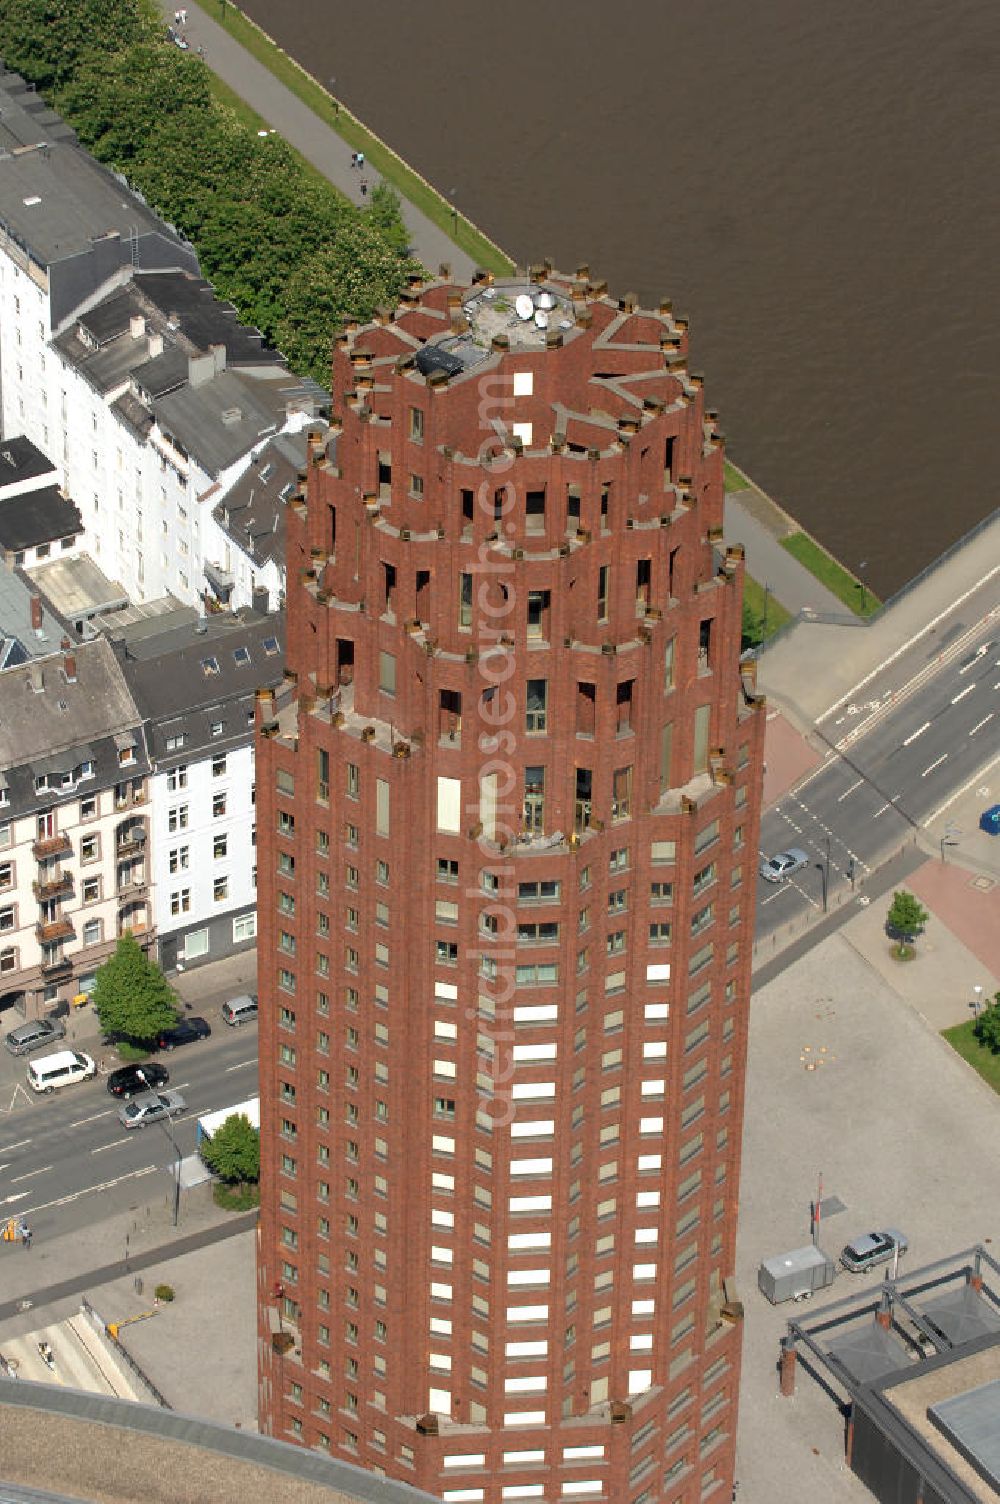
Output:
241 0 1000 597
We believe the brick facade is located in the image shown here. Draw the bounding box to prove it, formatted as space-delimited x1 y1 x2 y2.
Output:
256 269 765 1503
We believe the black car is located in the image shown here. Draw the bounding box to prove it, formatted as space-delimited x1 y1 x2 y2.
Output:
106 1061 169 1099
156 1016 211 1051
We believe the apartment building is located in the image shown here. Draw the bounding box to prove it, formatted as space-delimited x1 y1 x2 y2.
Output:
0 635 151 1016
255 270 765 1501
0 69 323 612
110 607 285 972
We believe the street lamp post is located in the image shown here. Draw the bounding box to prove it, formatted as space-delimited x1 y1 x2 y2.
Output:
762 583 771 645
972 985 984 1020
136 1069 182 1227
858 560 869 614
814 835 831 914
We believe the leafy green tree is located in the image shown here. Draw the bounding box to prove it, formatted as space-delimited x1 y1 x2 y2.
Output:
201 1113 260 1185
886 890 929 958
56 43 214 168
741 597 763 650
93 932 179 1043
0 0 155 93
276 226 419 384
974 994 1000 1053
365 183 412 257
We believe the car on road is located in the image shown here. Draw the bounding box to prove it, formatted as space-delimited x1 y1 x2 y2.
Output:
840 1228 908 1273
156 1016 211 1051
221 993 258 1027
118 1089 186 1130
759 848 810 883
5 1017 67 1056
106 1061 169 1099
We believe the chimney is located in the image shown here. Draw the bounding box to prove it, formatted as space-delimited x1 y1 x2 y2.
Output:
188 352 215 388
62 646 77 683
129 314 146 339
30 595 43 631
147 331 163 359
210 342 227 375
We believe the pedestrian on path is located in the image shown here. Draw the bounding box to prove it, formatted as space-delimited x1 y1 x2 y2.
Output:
18 1220 31 1249
350 151 358 170
360 179 368 198
356 150 364 170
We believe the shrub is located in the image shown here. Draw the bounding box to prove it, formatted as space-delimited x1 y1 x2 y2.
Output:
154 1283 175 1303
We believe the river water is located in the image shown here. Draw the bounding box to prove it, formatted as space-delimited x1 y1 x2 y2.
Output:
241 0 1000 596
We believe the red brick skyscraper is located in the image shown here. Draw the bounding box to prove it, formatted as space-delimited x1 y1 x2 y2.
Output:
256 267 764 1503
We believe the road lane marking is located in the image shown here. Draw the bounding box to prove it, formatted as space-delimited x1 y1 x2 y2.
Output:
922 754 948 777
924 750 1000 826
837 778 864 802
970 713 994 736
902 722 931 746
25 1166 157 1214
225 1060 256 1072
816 583 1000 723
951 683 976 704
0 1139 32 1152
10 1165 52 1182
70 1110 116 1128
90 1138 133 1155
0 1192 30 1206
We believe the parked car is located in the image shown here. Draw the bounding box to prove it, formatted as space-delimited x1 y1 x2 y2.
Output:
221 993 258 1027
759 848 810 882
156 1016 211 1051
5 1017 67 1056
106 1061 169 1099
840 1229 908 1274
118 1089 186 1130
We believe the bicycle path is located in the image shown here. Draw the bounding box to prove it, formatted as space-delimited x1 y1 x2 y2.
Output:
159 0 476 278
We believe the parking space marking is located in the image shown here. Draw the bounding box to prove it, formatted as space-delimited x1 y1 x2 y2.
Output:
970 713 994 737
90 1138 133 1155
25 1165 156 1215
225 1059 255 1072
70 1110 116 1128
951 683 976 704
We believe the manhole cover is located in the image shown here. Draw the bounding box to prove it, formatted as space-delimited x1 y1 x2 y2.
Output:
970 875 996 892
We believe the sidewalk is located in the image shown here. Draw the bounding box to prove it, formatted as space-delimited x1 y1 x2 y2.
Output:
725 490 849 617
758 508 1000 725
162 0 475 279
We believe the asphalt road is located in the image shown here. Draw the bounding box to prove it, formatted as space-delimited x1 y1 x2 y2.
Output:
0 1022 258 1243
756 603 999 938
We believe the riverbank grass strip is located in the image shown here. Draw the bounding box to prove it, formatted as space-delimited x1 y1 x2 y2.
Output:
743 575 792 641
780 531 881 617
211 2 513 276
724 460 751 493
942 1020 1000 1095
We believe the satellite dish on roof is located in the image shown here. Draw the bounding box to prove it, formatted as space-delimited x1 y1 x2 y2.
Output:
515 294 534 322
534 309 549 329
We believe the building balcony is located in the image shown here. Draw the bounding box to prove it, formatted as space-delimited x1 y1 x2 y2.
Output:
33 833 72 861
33 872 73 901
36 917 75 945
38 952 72 978
117 872 147 897
115 828 147 858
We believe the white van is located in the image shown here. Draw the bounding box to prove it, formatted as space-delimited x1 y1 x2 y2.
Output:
27 1049 96 1094
221 993 258 1027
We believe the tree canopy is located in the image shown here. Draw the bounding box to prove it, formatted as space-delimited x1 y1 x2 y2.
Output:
886 890 929 958
0 0 418 384
93 932 179 1044
974 994 1000 1054
201 1112 261 1185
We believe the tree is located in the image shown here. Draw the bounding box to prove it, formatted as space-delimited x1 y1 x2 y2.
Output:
0 0 155 93
886 890 929 959
365 183 412 257
974 994 1000 1053
201 1113 260 1186
92 932 179 1043
741 597 763 650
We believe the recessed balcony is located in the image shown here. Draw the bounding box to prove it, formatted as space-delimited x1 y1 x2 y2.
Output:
33 832 72 861
36 917 75 944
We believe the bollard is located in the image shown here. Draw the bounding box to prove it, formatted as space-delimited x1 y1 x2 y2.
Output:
779 1339 797 1397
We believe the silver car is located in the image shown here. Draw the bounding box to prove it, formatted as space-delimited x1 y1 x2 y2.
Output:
759 848 810 882
5 1017 67 1056
840 1229 908 1273
118 1089 186 1130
